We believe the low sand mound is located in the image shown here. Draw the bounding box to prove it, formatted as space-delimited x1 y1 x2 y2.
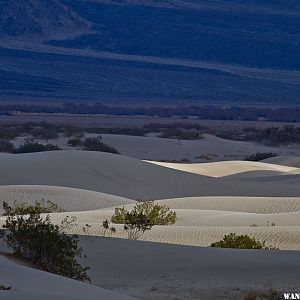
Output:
169 210 300 227
0 254 136 300
71 223 300 250
0 185 135 214
146 160 300 177
101 133 300 162
37 206 300 227
2 151 300 199
158 196 300 213
264 156 300 168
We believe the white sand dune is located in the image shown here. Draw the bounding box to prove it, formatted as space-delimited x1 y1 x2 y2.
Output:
0 151 300 299
101 133 300 162
0 254 137 300
2 236 300 300
79 236 300 299
34 215 300 250
2 151 300 199
0 185 135 215
36 206 300 227
3 194 297 250
159 196 300 213
146 160 300 177
264 156 300 168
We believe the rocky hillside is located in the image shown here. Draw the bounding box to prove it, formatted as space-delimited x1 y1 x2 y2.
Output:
0 0 90 40
0 0 299 105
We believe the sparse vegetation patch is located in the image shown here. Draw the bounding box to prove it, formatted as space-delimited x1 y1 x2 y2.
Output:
244 152 278 162
211 233 278 250
2 200 64 216
111 201 177 240
1 202 90 282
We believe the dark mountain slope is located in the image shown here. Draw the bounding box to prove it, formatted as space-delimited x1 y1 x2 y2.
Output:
0 0 299 105
0 0 90 40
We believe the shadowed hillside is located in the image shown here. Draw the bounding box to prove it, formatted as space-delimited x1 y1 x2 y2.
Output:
0 0 90 40
0 0 299 104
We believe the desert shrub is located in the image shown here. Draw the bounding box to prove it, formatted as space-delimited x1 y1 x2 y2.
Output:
82 220 116 237
0 140 15 153
1 213 90 282
259 288 282 300
0 125 24 140
267 221 276 226
0 285 11 290
111 201 177 240
244 293 257 300
101 220 116 237
2 200 64 216
244 152 278 161
31 127 58 141
14 141 61 153
63 126 83 138
159 128 203 140
211 233 274 250
67 138 82 147
83 136 119 154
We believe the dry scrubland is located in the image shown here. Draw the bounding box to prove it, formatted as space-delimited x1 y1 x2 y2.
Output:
10 133 300 162
0 151 300 299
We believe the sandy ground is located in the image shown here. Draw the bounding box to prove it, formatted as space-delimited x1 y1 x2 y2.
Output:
0 254 136 300
264 156 300 168
145 160 300 177
12 133 300 162
101 134 300 162
1 236 300 300
1 193 300 250
0 185 134 214
0 152 300 299
2 151 300 199
79 237 300 299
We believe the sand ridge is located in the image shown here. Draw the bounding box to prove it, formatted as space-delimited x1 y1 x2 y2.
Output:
0 254 137 300
2 151 300 199
0 185 135 215
145 160 300 177
1 195 298 250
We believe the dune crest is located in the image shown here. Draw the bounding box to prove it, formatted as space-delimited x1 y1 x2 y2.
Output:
145 160 300 177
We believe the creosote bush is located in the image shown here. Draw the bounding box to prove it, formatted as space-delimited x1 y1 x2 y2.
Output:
211 233 278 250
245 288 282 300
13 141 61 154
101 220 116 237
111 201 177 240
83 136 119 154
2 200 64 216
1 211 90 282
0 285 12 291
244 152 278 162
259 288 282 300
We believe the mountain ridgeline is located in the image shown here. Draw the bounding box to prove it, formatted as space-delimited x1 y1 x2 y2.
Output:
0 0 299 105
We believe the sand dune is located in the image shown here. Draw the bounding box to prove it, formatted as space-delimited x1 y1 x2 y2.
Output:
2 151 300 199
0 151 300 299
264 156 300 168
79 236 300 299
101 133 300 162
0 185 134 215
159 196 300 213
35 206 300 227
0 254 136 300
146 160 300 177
3 194 297 250
2 236 300 300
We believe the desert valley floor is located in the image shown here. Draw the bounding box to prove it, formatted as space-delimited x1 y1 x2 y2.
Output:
0 150 300 299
